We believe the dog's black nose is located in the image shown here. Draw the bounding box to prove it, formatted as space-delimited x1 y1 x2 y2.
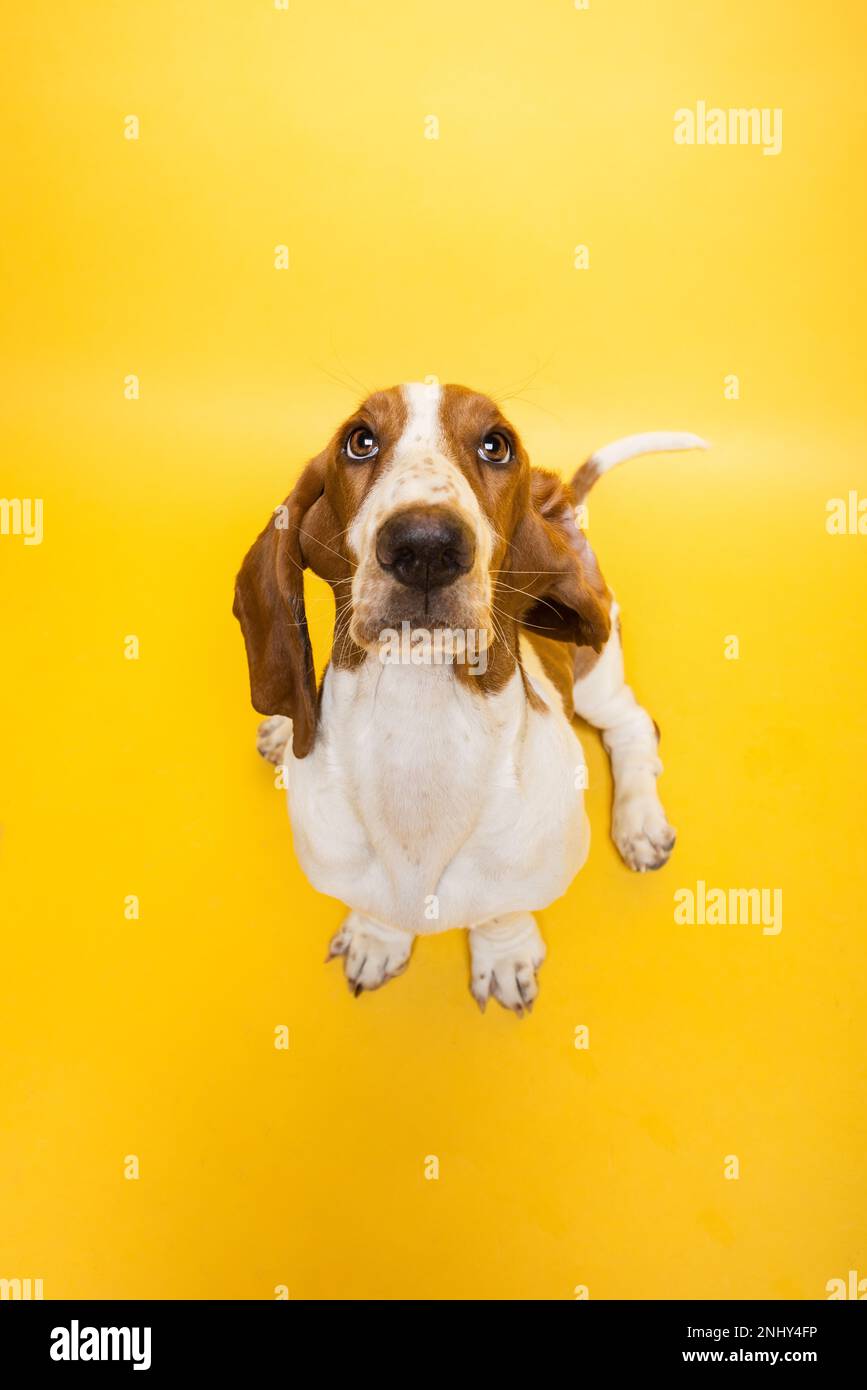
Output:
376 507 475 591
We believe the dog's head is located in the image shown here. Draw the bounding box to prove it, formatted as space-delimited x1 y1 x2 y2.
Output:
233 383 610 756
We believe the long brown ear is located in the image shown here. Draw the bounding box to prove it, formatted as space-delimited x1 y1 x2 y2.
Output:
233 455 327 758
512 468 611 652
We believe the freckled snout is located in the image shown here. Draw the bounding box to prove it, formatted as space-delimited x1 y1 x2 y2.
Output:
375 506 476 592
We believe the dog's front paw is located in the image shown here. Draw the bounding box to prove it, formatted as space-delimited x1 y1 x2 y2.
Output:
469 913 546 1016
613 791 676 872
256 715 292 765
326 913 414 996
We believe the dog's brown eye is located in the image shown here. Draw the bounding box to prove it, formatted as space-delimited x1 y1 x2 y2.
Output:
345 426 379 461
478 431 512 466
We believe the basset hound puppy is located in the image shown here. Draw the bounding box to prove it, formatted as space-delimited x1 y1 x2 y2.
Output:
234 383 706 1014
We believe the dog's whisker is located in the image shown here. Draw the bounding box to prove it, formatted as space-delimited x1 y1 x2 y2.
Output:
297 526 357 570
493 582 565 623
489 568 565 576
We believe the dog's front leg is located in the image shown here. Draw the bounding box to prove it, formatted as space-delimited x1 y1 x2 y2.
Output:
326 912 415 997
468 913 546 1016
572 605 676 872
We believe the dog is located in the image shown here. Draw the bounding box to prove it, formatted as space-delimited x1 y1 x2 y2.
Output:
233 382 706 1013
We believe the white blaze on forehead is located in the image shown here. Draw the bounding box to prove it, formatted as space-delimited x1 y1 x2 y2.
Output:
348 381 490 563
401 380 444 451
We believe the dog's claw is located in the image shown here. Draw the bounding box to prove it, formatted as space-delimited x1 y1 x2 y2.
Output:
327 915 413 996
469 916 546 1015
613 793 676 872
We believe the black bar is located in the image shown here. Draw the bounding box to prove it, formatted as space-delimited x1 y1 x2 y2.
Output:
1 1299 862 1374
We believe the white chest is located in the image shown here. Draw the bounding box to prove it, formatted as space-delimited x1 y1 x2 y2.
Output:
285 651 590 933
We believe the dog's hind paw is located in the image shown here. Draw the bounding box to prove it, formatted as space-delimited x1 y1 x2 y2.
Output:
469 913 546 1017
326 913 414 996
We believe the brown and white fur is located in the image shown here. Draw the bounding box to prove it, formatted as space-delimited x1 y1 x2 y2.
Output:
234 383 706 1014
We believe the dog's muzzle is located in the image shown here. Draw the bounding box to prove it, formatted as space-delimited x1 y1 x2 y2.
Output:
375 506 475 592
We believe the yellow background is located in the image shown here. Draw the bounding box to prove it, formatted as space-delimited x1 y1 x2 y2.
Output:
2 0 865 1299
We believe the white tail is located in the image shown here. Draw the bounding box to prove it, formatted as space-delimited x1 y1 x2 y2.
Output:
573 431 709 502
